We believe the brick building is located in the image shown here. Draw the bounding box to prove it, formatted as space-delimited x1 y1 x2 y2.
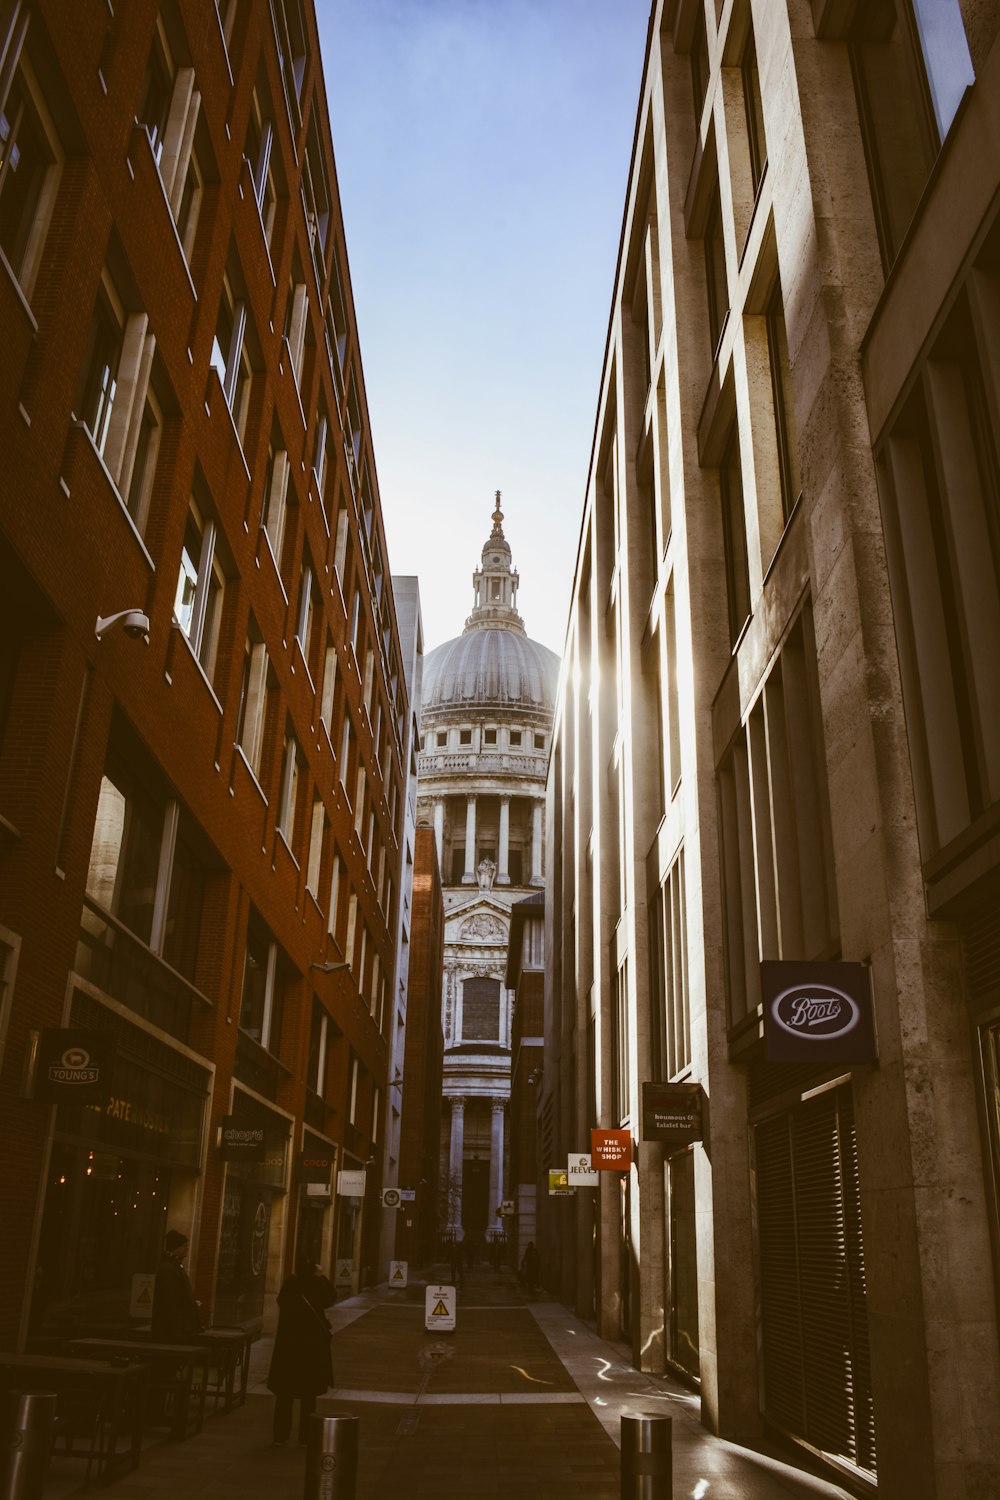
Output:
0 0 407 1344
393 824 445 1269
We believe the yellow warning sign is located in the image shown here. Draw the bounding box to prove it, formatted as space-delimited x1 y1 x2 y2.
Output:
424 1283 456 1331
393 1268 404 1280
136 1285 152 1304
432 1299 448 1317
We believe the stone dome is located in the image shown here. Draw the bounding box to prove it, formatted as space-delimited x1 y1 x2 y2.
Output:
421 493 560 720
423 628 559 716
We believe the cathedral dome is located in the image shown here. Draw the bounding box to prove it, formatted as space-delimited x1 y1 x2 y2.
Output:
423 628 559 716
420 493 559 720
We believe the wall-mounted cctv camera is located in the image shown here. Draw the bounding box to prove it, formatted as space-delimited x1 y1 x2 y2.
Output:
95 609 151 645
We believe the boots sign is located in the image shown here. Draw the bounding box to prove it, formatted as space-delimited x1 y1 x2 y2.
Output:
761 960 876 1063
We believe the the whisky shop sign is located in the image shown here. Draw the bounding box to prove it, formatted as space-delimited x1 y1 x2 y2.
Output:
761 960 877 1063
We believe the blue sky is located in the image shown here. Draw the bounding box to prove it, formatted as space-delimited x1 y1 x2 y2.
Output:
316 0 651 655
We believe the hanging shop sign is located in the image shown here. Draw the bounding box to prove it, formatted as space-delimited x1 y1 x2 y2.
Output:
548 1168 573 1196
219 1118 266 1161
337 1168 367 1197
761 960 877 1064
499 1199 515 1216
567 1153 600 1186
381 1187 402 1208
641 1082 703 1145
590 1128 633 1170
35 1029 117 1105
298 1150 333 1185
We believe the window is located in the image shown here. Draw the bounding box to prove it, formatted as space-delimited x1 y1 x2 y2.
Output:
765 277 801 524
236 616 270 775
239 911 286 1054
648 851 689 1079
690 3 710 120
0 41 61 300
459 729 471 746
306 791 325 896
327 848 342 940
741 25 767 195
272 0 307 124
136 18 174 167
210 259 256 444
123 385 162 536
704 184 728 358
174 492 228 684
313 395 332 522
76 275 125 459
282 259 308 390
717 607 839 1029
84 756 206 983
326 257 348 401
261 432 290 572
611 960 630 1124
277 726 302 844
850 0 973 272
348 1053 359 1125
509 730 522 747
349 588 360 651
484 728 497 745
245 85 278 251
461 977 501 1042
719 430 750 647
308 1000 328 1096
295 556 321 681
436 731 447 748
533 733 545 750
319 632 337 731
302 115 330 284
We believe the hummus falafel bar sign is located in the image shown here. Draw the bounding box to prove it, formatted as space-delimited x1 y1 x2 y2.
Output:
761 960 876 1063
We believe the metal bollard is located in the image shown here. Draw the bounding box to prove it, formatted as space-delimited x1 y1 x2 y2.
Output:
302 1414 359 1500
1 1391 57 1500
620 1413 672 1500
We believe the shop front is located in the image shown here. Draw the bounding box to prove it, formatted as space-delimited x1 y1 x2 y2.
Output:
213 1087 290 1332
30 990 210 1337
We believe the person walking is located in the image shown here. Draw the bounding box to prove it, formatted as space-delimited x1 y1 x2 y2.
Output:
267 1257 337 1446
151 1229 202 1342
520 1240 540 1295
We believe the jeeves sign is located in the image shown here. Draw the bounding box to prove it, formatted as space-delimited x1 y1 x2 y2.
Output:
761 960 876 1064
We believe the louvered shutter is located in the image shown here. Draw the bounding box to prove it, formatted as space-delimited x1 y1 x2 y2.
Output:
755 1086 876 1478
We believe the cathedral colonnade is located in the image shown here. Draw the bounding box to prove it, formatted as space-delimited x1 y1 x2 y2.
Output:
446 1094 506 1238
431 794 545 888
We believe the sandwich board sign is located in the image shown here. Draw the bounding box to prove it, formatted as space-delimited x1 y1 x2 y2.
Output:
425 1283 456 1332
130 1272 155 1319
389 1260 408 1288
335 1258 354 1289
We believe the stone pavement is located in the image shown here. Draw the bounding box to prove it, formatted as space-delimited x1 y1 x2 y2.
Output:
40 1263 857 1499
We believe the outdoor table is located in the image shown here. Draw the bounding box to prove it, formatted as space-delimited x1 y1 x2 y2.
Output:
195 1328 251 1411
0 1350 148 1487
68 1339 206 1439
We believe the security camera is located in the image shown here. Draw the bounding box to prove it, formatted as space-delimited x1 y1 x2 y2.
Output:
96 609 151 645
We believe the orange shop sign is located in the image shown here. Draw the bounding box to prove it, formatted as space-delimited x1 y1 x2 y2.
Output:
590 1128 632 1170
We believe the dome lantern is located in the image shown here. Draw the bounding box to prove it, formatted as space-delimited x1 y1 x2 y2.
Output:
469 490 522 634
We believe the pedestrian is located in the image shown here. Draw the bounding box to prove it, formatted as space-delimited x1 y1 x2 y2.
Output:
520 1240 540 1295
151 1229 202 1342
267 1256 337 1446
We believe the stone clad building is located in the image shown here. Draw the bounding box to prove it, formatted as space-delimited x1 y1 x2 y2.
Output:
416 497 558 1247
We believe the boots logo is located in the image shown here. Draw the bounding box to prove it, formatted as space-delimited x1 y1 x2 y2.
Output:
48 1045 100 1086
771 985 859 1040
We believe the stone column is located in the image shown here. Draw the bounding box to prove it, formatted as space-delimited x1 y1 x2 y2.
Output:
448 1097 465 1233
530 799 543 884
488 1100 505 1237
498 796 511 884
462 794 477 883
433 800 445 870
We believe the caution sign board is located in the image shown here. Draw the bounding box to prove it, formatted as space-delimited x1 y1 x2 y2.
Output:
425 1283 456 1332
130 1272 155 1319
335 1258 354 1290
389 1260 408 1288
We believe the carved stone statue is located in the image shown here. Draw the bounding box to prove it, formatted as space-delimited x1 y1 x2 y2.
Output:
476 858 497 891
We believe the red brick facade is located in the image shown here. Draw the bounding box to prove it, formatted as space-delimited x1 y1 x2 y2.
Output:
0 0 405 1344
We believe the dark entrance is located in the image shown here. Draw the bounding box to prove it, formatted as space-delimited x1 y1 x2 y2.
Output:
462 1156 489 1240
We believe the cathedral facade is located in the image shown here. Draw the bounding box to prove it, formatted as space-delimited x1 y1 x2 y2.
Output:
416 498 559 1249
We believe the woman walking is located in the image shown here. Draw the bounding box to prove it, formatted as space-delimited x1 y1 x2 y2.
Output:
267 1257 337 1445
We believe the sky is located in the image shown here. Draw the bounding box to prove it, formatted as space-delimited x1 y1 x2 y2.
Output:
315 0 651 657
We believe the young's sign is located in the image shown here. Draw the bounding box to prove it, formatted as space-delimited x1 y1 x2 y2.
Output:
590 1128 632 1170
35 1029 116 1105
761 960 876 1063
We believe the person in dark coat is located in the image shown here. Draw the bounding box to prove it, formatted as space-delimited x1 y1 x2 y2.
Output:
267 1257 337 1445
151 1229 202 1342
